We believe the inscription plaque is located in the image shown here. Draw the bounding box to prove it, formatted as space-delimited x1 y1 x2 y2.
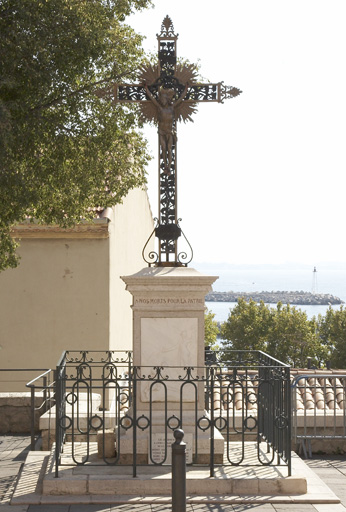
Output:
134 297 204 305
150 432 193 464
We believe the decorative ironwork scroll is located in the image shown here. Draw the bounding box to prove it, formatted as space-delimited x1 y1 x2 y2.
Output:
97 16 241 266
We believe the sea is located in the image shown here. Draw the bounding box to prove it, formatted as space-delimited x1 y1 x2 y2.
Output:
193 262 346 324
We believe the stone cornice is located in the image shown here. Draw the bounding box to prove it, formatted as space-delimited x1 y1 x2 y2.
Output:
122 266 218 291
121 267 218 310
11 221 109 239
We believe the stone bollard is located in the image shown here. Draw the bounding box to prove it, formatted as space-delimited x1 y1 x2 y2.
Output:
172 428 186 512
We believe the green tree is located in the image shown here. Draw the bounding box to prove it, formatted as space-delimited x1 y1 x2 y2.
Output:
0 0 152 270
204 308 219 349
266 303 323 367
317 306 346 368
220 299 326 367
221 298 272 352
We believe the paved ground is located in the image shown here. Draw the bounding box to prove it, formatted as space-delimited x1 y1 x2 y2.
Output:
1 435 346 511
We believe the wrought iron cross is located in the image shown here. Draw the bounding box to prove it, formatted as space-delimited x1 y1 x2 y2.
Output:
99 16 241 266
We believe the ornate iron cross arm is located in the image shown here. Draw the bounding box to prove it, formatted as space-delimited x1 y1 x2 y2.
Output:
97 16 241 267
104 82 240 104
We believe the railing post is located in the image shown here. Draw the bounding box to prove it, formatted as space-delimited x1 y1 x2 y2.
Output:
132 367 137 478
210 367 215 477
43 376 47 413
172 429 186 512
128 353 132 407
286 366 292 476
30 386 35 450
55 365 60 478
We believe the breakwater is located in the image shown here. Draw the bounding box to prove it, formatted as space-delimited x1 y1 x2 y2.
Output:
205 291 344 306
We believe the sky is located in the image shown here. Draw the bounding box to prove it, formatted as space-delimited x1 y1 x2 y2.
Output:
128 0 346 266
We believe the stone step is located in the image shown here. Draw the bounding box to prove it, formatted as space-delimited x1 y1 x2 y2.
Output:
43 468 307 496
41 443 316 498
12 444 340 506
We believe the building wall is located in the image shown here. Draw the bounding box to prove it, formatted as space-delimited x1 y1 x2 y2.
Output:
0 188 154 391
109 187 154 352
0 230 110 391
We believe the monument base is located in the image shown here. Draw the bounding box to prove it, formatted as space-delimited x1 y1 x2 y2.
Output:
117 408 225 465
29 444 318 500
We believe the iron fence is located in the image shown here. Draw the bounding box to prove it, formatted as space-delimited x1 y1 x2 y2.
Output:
52 350 291 477
292 373 346 457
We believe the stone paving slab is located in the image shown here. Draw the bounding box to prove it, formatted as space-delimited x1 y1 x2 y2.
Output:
314 506 346 512
0 435 31 506
0 506 29 511
305 456 346 510
16 506 346 512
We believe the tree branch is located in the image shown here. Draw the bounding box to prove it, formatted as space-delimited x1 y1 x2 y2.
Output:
29 68 141 113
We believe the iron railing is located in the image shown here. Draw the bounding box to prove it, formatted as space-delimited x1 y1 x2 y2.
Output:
0 368 50 391
0 368 52 449
292 373 346 457
52 350 291 477
205 350 291 473
25 369 54 450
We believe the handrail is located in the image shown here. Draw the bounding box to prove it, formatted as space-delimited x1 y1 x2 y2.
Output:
0 368 50 381
291 373 346 387
0 368 49 371
26 369 53 388
0 368 53 451
26 369 55 450
257 350 289 367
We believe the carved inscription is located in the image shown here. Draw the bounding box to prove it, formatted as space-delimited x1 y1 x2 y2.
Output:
134 297 204 305
150 432 193 464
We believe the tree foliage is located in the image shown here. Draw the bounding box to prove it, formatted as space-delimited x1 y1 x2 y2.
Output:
220 299 346 368
204 308 219 349
266 303 323 367
316 306 346 368
221 299 271 352
0 0 152 270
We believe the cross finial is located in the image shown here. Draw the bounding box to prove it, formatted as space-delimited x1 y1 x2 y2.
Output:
158 15 177 39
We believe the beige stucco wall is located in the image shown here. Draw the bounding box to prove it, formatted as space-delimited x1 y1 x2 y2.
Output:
109 187 154 352
0 187 153 391
0 230 110 391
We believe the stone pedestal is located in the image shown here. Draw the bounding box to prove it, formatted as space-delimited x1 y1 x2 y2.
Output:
120 266 224 463
121 266 217 365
